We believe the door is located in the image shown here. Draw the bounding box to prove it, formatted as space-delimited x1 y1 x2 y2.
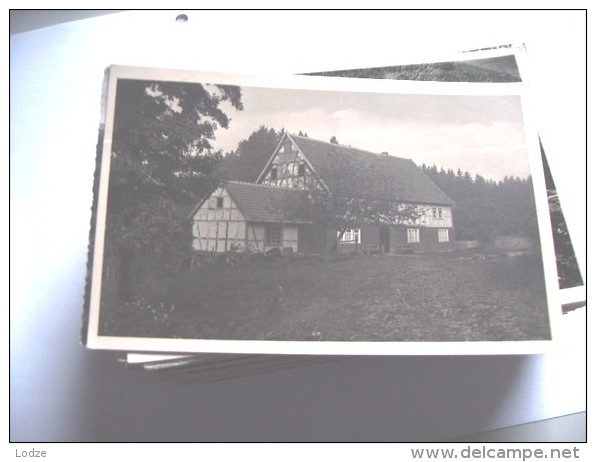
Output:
298 225 315 254
379 227 390 253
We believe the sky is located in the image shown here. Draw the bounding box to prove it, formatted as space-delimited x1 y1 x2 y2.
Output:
212 83 531 182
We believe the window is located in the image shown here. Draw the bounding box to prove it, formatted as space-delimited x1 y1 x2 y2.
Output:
270 167 277 180
265 225 282 246
438 229 449 242
432 207 443 219
216 197 224 209
298 164 306 177
338 228 360 243
407 228 420 243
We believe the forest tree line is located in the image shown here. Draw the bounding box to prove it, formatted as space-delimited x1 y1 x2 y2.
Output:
418 164 539 245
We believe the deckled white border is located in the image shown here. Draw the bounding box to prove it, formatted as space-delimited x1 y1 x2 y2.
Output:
87 58 561 356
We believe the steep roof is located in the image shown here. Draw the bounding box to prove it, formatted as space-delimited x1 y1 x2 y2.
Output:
288 134 455 206
225 181 313 223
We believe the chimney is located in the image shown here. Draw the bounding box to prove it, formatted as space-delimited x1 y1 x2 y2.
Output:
381 151 389 156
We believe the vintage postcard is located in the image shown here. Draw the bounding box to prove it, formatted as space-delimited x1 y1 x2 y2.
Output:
85 63 560 355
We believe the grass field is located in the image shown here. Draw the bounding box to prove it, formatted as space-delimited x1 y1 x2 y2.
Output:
99 251 551 342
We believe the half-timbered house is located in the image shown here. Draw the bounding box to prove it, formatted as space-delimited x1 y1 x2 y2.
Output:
191 133 456 253
189 180 331 254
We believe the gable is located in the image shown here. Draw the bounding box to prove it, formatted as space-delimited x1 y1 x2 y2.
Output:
191 186 246 222
257 135 321 190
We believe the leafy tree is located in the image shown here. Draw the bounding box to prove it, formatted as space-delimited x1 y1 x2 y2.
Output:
220 125 281 182
306 150 421 251
105 78 243 300
330 135 338 144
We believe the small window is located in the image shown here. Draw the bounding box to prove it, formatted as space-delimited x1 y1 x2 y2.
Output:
216 197 224 209
265 225 282 246
270 167 278 180
438 229 449 242
298 164 306 177
407 228 420 243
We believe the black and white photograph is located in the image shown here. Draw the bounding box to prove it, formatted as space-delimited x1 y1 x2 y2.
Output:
85 65 559 355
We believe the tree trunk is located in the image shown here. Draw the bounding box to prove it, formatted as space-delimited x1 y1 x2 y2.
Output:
331 228 346 253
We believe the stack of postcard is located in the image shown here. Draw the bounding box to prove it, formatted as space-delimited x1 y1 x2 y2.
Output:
82 45 585 382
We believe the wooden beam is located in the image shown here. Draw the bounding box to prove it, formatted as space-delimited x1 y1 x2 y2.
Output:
250 224 260 251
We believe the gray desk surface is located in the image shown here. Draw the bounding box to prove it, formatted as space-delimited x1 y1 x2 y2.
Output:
450 412 586 443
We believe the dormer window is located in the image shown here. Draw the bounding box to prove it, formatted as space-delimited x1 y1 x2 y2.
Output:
216 197 224 209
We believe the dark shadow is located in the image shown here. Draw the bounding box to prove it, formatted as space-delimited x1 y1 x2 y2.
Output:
67 353 531 442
